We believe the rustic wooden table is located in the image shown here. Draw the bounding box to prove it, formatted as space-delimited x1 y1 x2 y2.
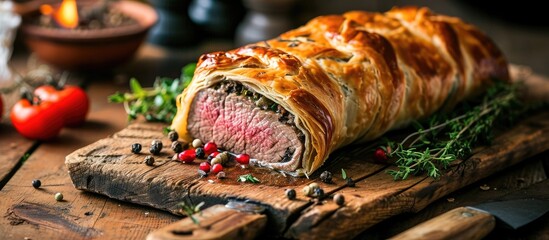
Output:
1 39 548 240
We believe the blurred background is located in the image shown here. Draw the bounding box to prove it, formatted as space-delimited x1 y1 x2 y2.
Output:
5 0 549 82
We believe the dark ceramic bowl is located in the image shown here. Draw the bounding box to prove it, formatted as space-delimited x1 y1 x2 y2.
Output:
21 0 157 70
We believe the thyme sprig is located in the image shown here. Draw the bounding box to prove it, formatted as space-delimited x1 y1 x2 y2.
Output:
386 82 528 180
108 63 196 122
176 191 205 225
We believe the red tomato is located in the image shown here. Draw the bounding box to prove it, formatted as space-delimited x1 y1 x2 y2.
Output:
10 98 64 140
34 85 89 127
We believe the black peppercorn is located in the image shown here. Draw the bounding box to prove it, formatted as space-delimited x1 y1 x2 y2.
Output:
346 177 355 187
286 189 296 200
333 194 345 206
320 170 332 183
168 131 179 142
171 141 183 153
313 187 324 199
207 154 215 163
32 179 41 188
195 147 205 159
144 155 155 166
150 139 163 155
131 143 142 154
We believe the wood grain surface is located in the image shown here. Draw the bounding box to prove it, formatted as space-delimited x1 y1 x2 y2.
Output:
0 82 180 239
146 204 267 240
65 109 549 239
389 207 496 240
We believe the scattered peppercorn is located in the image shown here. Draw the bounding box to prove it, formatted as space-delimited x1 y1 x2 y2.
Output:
32 179 41 188
168 131 179 142
207 151 219 163
131 143 142 154
334 194 345 206
195 147 206 159
192 139 203 148
236 153 250 165
302 186 312 196
55 192 63 201
198 169 208 177
171 141 183 153
144 155 155 166
346 177 355 187
308 182 320 191
313 187 324 199
211 156 222 165
150 139 163 155
286 189 296 200
211 163 223 174
178 149 196 163
218 152 229 163
199 162 211 172
320 171 332 183
203 142 218 155
216 171 226 179
374 148 388 162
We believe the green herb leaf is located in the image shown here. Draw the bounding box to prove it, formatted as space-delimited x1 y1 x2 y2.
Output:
108 92 126 103
176 192 204 225
237 174 260 183
163 127 172 135
129 78 144 96
182 63 196 88
107 63 196 123
384 81 534 180
341 168 347 180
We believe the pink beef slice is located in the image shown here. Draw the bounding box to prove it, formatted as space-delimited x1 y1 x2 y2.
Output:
187 88 304 170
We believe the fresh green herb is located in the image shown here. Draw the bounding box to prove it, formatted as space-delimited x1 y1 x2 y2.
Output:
238 174 260 183
163 127 172 135
385 82 530 180
176 192 205 225
109 63 196 122
341 168 347 180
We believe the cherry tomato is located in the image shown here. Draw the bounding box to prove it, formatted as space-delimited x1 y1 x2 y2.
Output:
34 85 89 127
10 98 64 140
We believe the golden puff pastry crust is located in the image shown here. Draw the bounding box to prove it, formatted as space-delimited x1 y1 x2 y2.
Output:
171 6 509 174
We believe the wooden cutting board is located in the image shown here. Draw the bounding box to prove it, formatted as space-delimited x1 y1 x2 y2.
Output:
65 110 549 239
65 65 549 239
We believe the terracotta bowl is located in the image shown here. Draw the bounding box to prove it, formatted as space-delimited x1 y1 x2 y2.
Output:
21 0 157 70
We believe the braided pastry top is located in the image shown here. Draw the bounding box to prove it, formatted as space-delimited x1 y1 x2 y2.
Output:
172 6 508 173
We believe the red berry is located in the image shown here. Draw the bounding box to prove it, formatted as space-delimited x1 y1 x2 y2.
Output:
236 153 250 165
211 163 223 174
204 142 218 155
374 148 387 162
199 162 211 172
178 149 196 163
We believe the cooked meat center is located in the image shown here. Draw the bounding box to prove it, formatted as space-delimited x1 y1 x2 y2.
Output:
187 83 304 170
